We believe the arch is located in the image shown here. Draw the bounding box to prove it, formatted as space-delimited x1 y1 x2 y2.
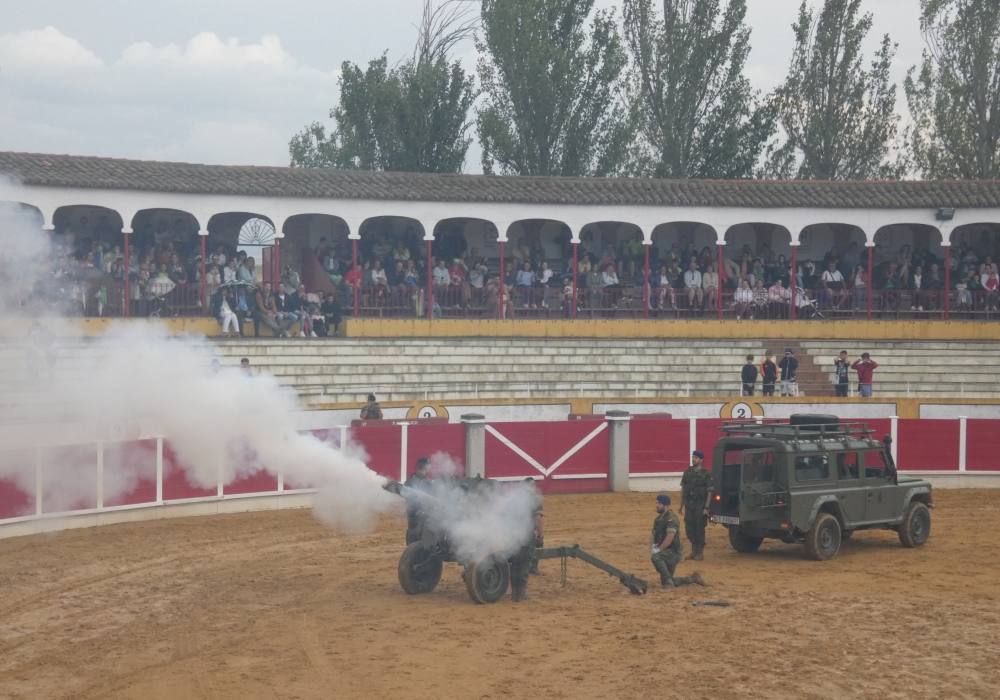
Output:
433 218 500 266
283 214 353 298
650 221 719 268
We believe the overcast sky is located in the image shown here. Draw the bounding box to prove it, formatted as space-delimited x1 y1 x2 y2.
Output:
0 0 925 170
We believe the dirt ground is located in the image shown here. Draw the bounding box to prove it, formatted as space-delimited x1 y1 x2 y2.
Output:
0 490 998 700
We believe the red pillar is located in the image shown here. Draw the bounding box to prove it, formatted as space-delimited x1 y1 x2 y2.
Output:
944 245 951 320
499 240 506 320
273 238 281 288
716 243 724 320
351 238 359 317
199 234 207 312
643 243 651 319
790 245 798 321
425 239 433 321
866 244 874 321
571 241 579 319
122 229 130 317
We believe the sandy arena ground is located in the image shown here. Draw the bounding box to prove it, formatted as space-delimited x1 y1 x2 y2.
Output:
1 489 998 699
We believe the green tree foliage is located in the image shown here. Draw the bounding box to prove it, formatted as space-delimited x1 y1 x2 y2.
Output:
622 0 775 178
905 0 1000 179
289 2 475 172
766 0 900 180
476 0 632 176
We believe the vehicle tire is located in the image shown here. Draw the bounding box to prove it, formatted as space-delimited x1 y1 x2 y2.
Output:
728 527 763 553
463 558 511 604
804 512 842 561
841 529 853 541
898 501 931 548
398 542 443 595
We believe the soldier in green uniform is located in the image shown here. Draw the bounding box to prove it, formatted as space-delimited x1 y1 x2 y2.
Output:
650 493 705 588
680 449 713 560
524 477 544 575
403 457 431 544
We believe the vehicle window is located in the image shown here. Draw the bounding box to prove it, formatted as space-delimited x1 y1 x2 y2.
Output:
836 452 860 480
863 450 888 478
794 455 830 482
743 452 775 482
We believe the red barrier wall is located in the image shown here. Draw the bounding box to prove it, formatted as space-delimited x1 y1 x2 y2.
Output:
104 440 157 507
484 420 609 493
629 418 689 473
349 423 402 481
405 423 465 480
162 441 216 501
897 419 960 471
966 419 1000 471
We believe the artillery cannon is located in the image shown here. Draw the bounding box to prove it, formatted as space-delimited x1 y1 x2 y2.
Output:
384 478 648 603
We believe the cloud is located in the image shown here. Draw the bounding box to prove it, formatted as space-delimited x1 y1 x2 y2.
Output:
0 27 338 165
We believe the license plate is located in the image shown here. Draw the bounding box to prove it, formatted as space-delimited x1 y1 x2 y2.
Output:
712 515 740 525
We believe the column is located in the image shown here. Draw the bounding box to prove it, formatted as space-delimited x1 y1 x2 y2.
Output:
498 240 507 320
643 242 651 319
866 242 874 320
273 237 282 288
789 243 799 321
461 413 486 479
122 227 132 317
199 230 208 312
716 242 724 320
943 244 952 320
425 238 433 321
351 237 360 317
571 240 579 319
605 410 631 492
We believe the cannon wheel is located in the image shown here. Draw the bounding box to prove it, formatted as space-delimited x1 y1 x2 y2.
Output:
398 542 443 594
463 559 511 604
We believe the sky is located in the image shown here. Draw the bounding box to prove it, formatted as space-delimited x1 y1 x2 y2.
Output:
0 0 926 170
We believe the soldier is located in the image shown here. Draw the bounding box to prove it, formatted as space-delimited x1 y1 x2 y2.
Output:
360 393 383 420
680 449 713 560
523 477 544 575
403 457 431 544
650 493 705 589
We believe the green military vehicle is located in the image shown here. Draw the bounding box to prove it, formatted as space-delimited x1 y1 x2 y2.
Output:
708 415 933 561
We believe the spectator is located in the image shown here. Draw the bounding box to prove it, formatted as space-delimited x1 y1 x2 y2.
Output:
433 259 451 289
768 278 790 318
449 258 471 308
834 350 850 397
238 258 254 284
821 260 849 309
654 264 677 310
601 263 620 288
751 278 769 318
539 261 554 286
215 288 240 337
361 393 383 420
281 265 301 295
741 355 758 396
851 352 878 398
240 357 251 376
734 279 753 320
760 354 778 397
320 292 342 336
909 265 926 311
985 269 999 310
702 263 719 310
469 258 487 293
853 264 868 309
274 285 299 335
223 259 238 284
289 284 315 337
254 281 290 337
779 348 798 397
684 260 703 308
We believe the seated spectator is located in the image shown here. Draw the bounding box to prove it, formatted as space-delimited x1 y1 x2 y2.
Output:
469 258 487 291
319 292 342 337
254 281 293 337
238 258 255 284
985 269 1000 310
853 264 868 308
515 262 535 287
404 260 420 287
734 279 753 320
449 258 471 308
654 264 677 310
223 259 238 284
601 264 620 288
288 283 315 337
925 264 944 309
539 261 555 286
821 260 849 309
432 259 451 288
768 278 790 317
215 288 241 337
702 263 719 309
684 261 703 308
752 278 769 317
274 284 300 334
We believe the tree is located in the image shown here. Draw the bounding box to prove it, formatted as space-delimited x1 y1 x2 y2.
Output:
476 0 632 177
289 1 476 173
766 0 900 180
905 0 1000 179
622 0 775 179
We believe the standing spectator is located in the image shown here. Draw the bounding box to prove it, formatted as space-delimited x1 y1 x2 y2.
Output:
741 355 758 396
852 353 879 398
684 260 703 309
760 354 778 397
853 264 868 309
361 393 383 420
779 348 798 397
834 350 851 397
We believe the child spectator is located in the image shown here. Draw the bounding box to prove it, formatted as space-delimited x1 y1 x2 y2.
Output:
741 355 758 396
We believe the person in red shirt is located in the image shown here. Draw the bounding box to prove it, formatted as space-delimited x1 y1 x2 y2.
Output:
851 353 879 398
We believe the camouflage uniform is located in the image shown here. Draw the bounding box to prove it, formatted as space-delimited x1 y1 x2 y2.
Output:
681 465 713 559
403 471 429 545
510 544 533 602
650 509 702 587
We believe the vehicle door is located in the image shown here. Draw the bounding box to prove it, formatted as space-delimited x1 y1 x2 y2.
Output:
833 451 865 527
738 449 785 523
862 449 904 521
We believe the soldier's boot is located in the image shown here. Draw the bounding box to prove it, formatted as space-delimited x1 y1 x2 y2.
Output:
529 560 541 575
660 575 675 589
511 584 527 602
691 545 704 561
673 572 707 587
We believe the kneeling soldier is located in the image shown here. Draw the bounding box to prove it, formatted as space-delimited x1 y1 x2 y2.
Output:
651 493 705 589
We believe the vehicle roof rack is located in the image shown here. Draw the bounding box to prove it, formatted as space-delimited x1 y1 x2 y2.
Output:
720 419 876 441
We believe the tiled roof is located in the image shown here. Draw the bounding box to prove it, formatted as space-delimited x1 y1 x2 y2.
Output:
3 151 1000 209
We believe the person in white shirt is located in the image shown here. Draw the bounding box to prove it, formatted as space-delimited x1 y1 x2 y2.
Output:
684 261 703 308
702 263 719 310
821 261 849 309
432 260 451 287
539 261 554 286
371 260 389 287
601 264 620 288
734 279 753 320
